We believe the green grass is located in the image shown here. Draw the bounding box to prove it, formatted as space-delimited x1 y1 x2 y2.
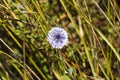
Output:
0 0 120 80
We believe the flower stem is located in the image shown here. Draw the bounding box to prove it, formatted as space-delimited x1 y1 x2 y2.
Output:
58 49 74 79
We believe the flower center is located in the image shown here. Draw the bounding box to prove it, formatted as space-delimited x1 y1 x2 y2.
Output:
56 34 61 39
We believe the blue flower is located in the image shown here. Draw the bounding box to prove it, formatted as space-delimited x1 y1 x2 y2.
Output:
47 27 68 49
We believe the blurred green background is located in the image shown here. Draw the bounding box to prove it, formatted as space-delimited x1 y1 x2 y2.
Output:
0 0 120 80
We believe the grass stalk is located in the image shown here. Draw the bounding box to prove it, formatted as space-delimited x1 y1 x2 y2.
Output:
60 0 96 77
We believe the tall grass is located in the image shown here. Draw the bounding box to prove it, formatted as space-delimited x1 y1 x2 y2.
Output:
0 0 120 80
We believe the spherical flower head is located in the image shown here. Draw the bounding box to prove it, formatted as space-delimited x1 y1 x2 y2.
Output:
47 27 68 49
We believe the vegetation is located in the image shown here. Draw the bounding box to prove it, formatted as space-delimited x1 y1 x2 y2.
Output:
0 0 120 80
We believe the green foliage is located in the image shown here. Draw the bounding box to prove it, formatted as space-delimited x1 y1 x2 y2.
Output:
0 0 120 80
